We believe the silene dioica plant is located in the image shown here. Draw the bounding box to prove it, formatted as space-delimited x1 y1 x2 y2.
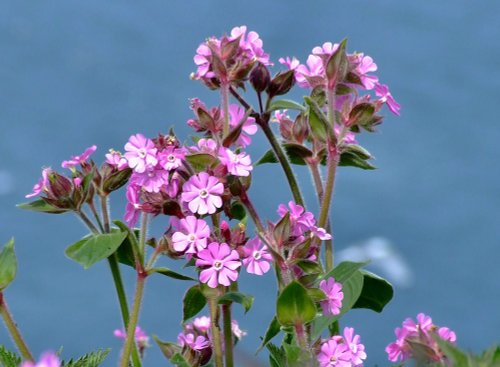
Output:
1 26 498 367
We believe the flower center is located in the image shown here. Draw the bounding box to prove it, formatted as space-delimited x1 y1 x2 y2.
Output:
252 250 261 260
199 189 209 199
167 154 176 162
138 148 147 159
188 234 196 242
329 355 337 364
350 343 358 353
213 261 223 270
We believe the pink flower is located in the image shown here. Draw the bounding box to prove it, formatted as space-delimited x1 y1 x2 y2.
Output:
114 326 150 351
218 148 253 177
20 352 60 367
196 242 241 288
386 327 410 362
178 332 210 350
193 316 211 334
242 237 273 275
26 168 51 198
230 26 271 65
312 42 340 56
277 201 316 237
295 55 324 89
375 83 401 116
61 145 97 169
181 172 224 215
317 337 352 367
130 166 168 193
354 54 378 90
159 146 186 171
402 313 433 336
192 138 218 154
319 277 344 316
124 184 142 227
172 216 210 254
228 104 258 147
310 226 333 241
278 57 299 70
231 320 247 340
438 327 457 343
105 150 129 170
193 43 215 79
343 327 367 366
124 134 158 173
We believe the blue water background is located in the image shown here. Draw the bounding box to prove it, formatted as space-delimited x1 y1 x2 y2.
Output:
1 1 499 365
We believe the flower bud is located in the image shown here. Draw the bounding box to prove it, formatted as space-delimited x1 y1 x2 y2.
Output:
250 62 271 93
267 70 295 98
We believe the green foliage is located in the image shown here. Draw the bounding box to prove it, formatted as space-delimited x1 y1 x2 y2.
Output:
276 281 316 327
0 239 16 291
61 349 110 367
65 232 127 269
267 343 287 367
0 346 21 367
17 199 68 214
353 270 394 313
267 99 306 113
148 267 195 281
153 335 181 360
182 285 207 322
218 291 254 314
304 96 330 143
257 316 281 353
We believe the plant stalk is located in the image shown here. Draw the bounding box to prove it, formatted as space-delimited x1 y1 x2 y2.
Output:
208 295 224 367
221 82 230 138
0 293 34 362
222 303 234 367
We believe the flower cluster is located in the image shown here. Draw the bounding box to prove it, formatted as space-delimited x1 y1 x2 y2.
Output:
319 277 344 316
317 327 367 367
386 313 457 363
20 352 60 367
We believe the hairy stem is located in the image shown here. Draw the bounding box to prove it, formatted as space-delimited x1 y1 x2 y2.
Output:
208 295 224 367
221 82 230 138
100 195 111 233
0 293 34 362
222 303 234 367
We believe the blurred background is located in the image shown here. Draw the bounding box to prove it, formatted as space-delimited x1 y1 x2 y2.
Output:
1 1 499 365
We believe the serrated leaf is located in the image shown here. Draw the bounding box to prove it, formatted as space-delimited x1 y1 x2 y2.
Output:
0 345 21 367
65 232 127 269
218 292 254 314
267 99 306 113
17 199 68 214
0 239 16 291
353 270 393 313
256 316 281 354
267 343 287 367
277 281 316 326
312 270 364 340
61 349 110 367
170 353 191 367
183 285 206 322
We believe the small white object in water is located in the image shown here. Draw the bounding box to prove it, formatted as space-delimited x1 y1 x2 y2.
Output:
336 237 414 288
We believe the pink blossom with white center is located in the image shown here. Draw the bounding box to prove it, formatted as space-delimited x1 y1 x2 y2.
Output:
26 167 51 198
319 277 344 316
375 83 401 116
242 237 273 275
124 133 158 173
354 54 378 90
178 332 210 351
172 216 210 254
105 150 129 170
228 104 257 147
295 54 325 89
277 201 316 237
20 352 60 367
343 327 367 366
124 184 142 227
196 242 241 288
181 172 224 215
317 337 352 367
218 148 253 177
159 146 186 171
130 166 168 193
312 42 340 56
61 145 97 169
278 57 299 71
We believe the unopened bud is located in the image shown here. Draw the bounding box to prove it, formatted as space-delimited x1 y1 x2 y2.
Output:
250 62 271 93
267 70 295 98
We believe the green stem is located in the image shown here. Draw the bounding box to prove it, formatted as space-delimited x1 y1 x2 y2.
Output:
208 295 224 367
221 82 230 138
222 303 234 367
100 195 111 233
0 293 34 362
77 211 99 234
88 201 105 233
119 273 146 367
138 214 149 264
258 120 305 207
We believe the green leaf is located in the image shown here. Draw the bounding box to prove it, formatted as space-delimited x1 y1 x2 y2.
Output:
17 199 68 214
433 337 469 366
255 144 313 167
170 353 191 367
353 270 393 312
112 221 140 268
256 316 281 353
325 38 348 85
61 349 110 367
183 285 207 322
153 335 182 360
293 259 322 275
185 153 218 172
229 202 246 221
148 267 195 281
218 292 254 314
276 281 316 326
266 343 287 367
267 99 306 113
304 96 330 143
339 151 376 170
319 260 369 284
283 344 302 364
273 212 290 246
0 239 16 291
0 345 21 367
311 270 364 340
65 232 127 269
